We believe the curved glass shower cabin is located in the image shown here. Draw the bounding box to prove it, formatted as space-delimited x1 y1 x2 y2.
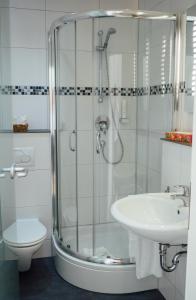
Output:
49 9 179 293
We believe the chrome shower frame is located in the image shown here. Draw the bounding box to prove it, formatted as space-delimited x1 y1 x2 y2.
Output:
49 9 183 266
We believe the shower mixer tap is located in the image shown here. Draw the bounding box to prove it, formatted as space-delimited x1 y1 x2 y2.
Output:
95 116 110 134
95 116 109 154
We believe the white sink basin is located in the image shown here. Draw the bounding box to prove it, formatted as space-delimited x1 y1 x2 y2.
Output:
111 193 189 244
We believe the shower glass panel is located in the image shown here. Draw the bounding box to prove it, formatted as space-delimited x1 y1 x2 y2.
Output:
56 22 78 252
136 18 175 193
93 17 138 262
52 11 175 265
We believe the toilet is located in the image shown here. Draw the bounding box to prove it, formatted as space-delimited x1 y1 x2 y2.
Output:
3 218 47 272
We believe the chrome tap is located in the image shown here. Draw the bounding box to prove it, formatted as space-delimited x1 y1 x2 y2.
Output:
170 185 190 207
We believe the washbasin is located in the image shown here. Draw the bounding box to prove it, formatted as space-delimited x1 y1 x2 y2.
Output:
111 193 189 244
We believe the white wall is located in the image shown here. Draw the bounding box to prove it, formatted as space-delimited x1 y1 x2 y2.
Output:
160 141 192 300
139 0 196 12
136 17 174 193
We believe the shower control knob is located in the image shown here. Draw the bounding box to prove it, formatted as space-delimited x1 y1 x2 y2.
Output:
95 116 110 134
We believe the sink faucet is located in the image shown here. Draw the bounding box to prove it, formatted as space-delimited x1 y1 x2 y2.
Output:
170 185 191 207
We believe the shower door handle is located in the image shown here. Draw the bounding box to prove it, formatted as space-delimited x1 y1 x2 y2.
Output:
69 130 76 152
0 163 28 179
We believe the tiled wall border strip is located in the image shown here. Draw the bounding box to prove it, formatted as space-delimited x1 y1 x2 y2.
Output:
0 82 190 96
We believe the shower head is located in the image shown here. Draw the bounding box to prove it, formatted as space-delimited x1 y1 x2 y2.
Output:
103 28 116 49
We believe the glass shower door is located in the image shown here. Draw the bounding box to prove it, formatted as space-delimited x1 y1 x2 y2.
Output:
55 22 78 253
92 17 138 263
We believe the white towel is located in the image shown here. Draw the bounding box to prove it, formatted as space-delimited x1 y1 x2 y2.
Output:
129 232 162 279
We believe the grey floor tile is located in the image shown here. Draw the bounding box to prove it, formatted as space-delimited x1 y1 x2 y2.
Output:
20 258 165 300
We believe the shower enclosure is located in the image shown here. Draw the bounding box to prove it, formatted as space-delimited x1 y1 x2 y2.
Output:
49 9 181 293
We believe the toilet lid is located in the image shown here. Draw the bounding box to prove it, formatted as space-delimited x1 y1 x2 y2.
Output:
3 219 47 246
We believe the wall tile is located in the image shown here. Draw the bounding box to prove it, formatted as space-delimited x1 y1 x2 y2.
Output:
46 0 99 12
149 95 173 133
15 170 51 207
78 165 93 197
0 0 45 10
33 239 52 258
148 132 162 172
136 164 147 193
12 95 49 130
0 8 46 48
1 48 47 86
147 169 161 192
77 96 93 130
60 165 76 199
100 0 138 10
137 130 148 167
159 275 175 300
77 131 93 164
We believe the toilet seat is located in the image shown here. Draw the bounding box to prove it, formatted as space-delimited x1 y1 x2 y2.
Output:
3 219 47 248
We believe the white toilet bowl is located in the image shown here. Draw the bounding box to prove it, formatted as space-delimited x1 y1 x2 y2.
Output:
3 218 47 272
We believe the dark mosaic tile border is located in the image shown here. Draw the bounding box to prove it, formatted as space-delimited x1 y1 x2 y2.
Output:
150 83 173 95
0 82 190 96
0 85 49 95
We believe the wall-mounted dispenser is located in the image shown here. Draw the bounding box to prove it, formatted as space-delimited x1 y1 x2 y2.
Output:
120 99 128 124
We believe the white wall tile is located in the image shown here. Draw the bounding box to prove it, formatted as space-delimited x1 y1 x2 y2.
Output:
99 195 116 223
15 170 51 207
78 196 100 225
59 96 76 131
159 275 176 300
78 165 93 197
33 239 52 258
137 96 149 131
136 164 147 193
1 48 47 86
77 96 93 130
0 0 45 10
161 141 192 191
12 95 49 130
175 290 184 300
60 165 76 199
1 8 46 48
137 130 148 167
149 95 173 133
60 198 77 226
113 162 136 196
175 255 187 298
46 0 99 12
77 131 93 164
148 132 162 172
147 169 161 193
100 0 138 10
